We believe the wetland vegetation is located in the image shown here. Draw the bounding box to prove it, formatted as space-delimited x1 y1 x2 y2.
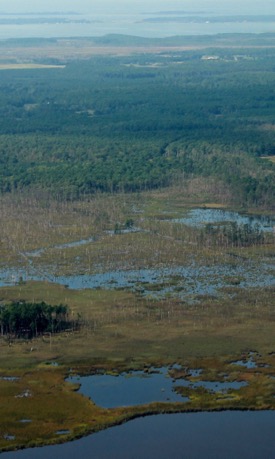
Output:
0 33 274 453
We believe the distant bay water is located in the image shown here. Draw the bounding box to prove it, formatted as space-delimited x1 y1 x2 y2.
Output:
1 7 275 39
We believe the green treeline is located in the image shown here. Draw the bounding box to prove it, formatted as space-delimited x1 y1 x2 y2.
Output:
0 301 74 338
0 44 275 207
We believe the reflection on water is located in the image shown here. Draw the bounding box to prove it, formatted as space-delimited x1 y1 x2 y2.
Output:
2 411 275 459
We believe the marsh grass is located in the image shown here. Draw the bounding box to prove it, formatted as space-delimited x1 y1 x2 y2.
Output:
0 282 274 364
0 189 273 277
0 188 274 451
0 351 274 451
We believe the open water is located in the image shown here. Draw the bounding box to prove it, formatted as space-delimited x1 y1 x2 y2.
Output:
1 1 275 39
2 411 275 459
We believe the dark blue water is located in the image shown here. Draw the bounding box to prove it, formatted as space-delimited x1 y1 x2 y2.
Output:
2 411 275 458
66 367 246 408
67 367 189 406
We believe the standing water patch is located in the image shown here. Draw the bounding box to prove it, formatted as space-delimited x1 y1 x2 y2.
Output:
67 367 189 407
172 208 274 232
66 366 247 408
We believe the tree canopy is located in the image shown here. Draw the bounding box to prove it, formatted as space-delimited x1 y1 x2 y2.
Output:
0 43 274 207
0 301 74 338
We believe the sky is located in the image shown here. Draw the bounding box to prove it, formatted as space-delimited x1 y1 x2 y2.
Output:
0 0 275 14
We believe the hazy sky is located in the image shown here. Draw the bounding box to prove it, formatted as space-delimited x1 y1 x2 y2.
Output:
0 0 274 14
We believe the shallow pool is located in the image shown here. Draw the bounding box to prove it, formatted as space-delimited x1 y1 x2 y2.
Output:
66 366 246 408
67 367 187 407
0 260 274 301
173 208 275 232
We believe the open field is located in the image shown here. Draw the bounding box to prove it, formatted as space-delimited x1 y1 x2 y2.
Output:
261 156 275 163
0 280 275 364
1 34 275 64
0 44 205 62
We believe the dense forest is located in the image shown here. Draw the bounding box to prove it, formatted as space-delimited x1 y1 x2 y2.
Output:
0 301 73 338
0 39 275 207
